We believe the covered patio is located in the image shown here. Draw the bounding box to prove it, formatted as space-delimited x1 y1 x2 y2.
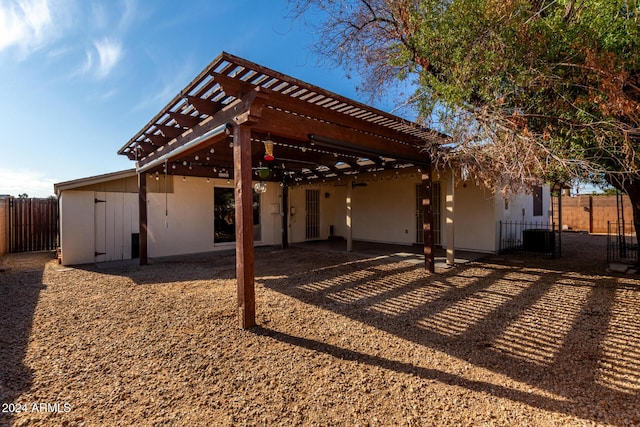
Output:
118 52 446 328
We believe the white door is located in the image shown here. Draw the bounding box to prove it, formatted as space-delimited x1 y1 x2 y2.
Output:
94 192 138 262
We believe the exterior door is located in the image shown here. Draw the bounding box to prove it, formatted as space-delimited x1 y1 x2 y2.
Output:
94 192 137 262
305 189 320 240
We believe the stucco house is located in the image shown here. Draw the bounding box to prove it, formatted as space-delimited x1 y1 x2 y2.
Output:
54 157 550 265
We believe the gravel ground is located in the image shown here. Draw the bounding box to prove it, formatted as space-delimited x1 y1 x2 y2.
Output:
0 233 639 426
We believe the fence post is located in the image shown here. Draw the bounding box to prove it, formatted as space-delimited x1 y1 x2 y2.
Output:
0 198 7 257
607 221 610 263
498 221 502 253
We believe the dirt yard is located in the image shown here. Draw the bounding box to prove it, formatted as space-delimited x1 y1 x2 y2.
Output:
0 233 639 426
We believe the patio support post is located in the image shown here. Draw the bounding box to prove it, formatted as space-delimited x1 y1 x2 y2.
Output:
282 185 289 249
346 178 353 252
138 172 148 266
233 124 256 329
422 165 435 273
445 171 455 265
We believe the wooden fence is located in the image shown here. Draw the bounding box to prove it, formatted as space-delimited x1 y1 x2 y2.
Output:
6 198 59 253
0 198 8 257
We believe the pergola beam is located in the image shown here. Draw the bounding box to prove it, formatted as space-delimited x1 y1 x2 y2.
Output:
253 108 427 164
233 123 256 329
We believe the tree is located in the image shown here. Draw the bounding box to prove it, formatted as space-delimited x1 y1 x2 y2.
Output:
291 0 640 249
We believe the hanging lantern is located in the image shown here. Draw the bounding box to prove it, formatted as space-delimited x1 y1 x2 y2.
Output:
258 167 271 180
264 139 275 161
253 182 268 194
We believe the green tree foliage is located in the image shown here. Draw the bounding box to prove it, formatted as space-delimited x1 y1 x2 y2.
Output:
292 0 640 232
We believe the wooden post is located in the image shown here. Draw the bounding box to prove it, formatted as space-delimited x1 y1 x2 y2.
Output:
558 189 563 257
234 124 256 329
346 179 353 252
282 185 289 249
138 172 148 266
422 165 435 273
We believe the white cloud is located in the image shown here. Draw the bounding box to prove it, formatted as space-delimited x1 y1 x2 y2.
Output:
0 0 56 55
0 168 57 198
71 38 122 79
94 38 122 79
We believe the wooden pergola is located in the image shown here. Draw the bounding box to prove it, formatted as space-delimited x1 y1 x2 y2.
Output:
118 52 445 328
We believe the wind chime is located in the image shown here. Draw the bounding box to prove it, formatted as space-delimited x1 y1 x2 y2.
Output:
263 138 275 161
257 137 275 180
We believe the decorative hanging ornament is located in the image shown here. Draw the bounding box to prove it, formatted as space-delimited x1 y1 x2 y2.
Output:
258 167 271 180
263 139 275 161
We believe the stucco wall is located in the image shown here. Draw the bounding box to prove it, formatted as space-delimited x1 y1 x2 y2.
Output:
446 178 497 253
60 177 284 264
59 168 545 263
288 183 341 242
147 177 282 258
288 171 501 252
499 186 551 224
351 176 416 245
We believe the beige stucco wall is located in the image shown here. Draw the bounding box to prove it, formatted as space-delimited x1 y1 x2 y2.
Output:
286 169 549 254
499 186 551 224
147 177 282 258
59 175 284 264
59 167 551 264
449 178 497 253
288 183 346 242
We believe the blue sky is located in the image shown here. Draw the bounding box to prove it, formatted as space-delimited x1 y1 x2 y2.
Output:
0 0 382 197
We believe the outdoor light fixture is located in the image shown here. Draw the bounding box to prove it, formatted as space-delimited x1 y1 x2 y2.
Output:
254 182 268 194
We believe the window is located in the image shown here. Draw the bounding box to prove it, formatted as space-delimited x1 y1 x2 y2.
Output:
213 187 261 243
533 185 543 216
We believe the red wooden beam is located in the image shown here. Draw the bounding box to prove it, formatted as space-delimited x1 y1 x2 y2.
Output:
156 124 184 140
422 164 435 273
234 124 256 329
168 111 202 129
186 96 221 116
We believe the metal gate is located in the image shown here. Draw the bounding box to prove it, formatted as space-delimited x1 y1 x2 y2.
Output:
305 189 320 240
9 197 59 252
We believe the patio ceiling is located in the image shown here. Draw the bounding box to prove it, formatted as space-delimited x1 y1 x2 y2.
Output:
117 52 447 182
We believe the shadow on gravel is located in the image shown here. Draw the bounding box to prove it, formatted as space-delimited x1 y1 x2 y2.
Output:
0 252 52 426
260 233 640 426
